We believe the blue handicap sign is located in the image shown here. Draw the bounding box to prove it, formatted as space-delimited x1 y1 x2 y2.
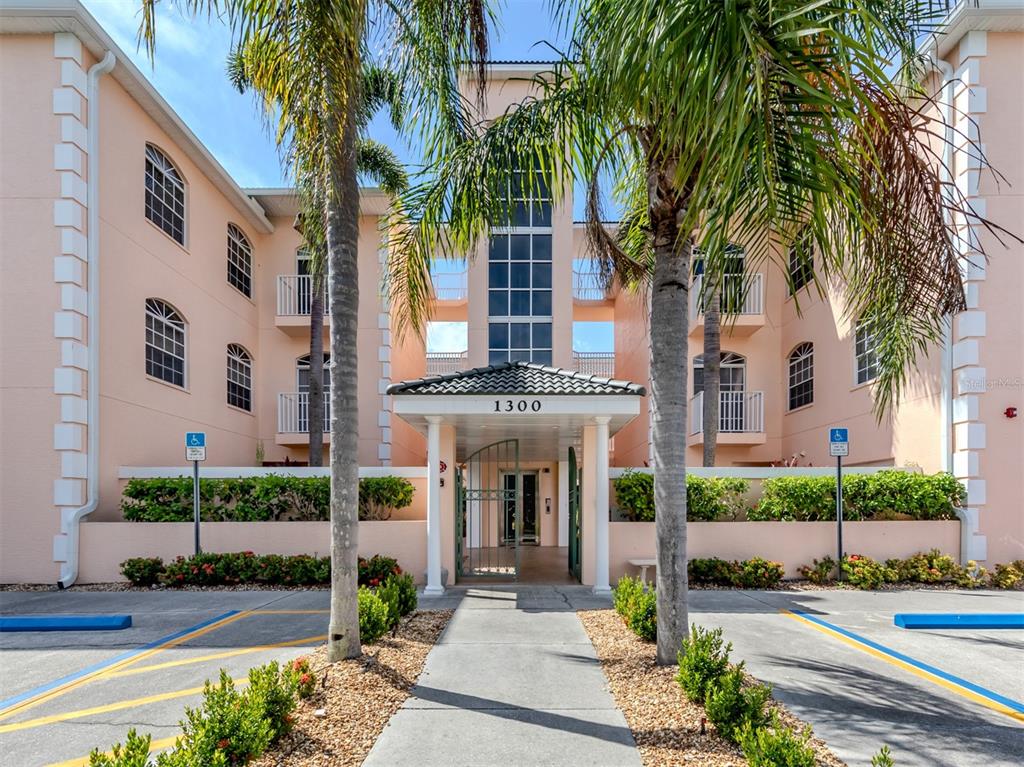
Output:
186 432 206 448
830 428 848 444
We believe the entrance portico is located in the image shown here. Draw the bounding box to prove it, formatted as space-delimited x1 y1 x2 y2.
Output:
388 362 645 594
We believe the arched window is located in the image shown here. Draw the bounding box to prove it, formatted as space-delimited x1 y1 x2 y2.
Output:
227 344 253 411
693 351 746 395
787 343 814 410
144 145 186 245
227 224 253 297
145 299 186 387
854 317 880 384
296 353 331 392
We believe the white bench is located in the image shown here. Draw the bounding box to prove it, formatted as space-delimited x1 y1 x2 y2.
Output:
628 558 657 584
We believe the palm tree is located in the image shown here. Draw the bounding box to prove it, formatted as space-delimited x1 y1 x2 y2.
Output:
141 0 490 661
388 0 1014 664
700 275 720 469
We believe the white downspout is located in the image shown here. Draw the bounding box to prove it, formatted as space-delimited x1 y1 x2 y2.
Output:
59 49 115 589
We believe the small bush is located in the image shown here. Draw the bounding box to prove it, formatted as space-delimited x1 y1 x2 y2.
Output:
676 625 732 703
247 661 301 742
989 562 1023 589
89 729 153 767
738 714 816 767
390 573 418 616
358 586 392 643
288 657 317 699
358 476 415 521
612 470 655 521
611 471 751 522
950 561 988 589
735 558 784 589
120 557 165 587
359 555 401 588
892 549 957 583
376 574 414 630
704 664 772 743
688 558 739 586
871 745 896 767
797 556 836 584
626 586 657 641
613 575 644 617
687 557 783 588
841 554 888 590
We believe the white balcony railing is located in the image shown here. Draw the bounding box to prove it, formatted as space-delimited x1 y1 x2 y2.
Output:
277 275 329 316
278 392 331 433
426 351 468 375
691 273 764 319
573 266 609 301
431 268 468 301
689 391 765 435
573 351 615 377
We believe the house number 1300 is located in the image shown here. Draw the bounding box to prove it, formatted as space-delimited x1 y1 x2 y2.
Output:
494 399 542 413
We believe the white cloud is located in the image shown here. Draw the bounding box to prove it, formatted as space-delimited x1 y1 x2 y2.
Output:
427 322 467 354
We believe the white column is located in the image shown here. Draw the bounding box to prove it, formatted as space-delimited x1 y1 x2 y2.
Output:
425 416 444 595
593 416 611 594
557 450 569 548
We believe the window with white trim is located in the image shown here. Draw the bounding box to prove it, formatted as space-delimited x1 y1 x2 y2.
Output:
854 317 879 384
144 145 186 245
226 344 252 411
145 299 186 387
788 229 813 294
787 342 814 410
227 224 252 297
488 166 553 365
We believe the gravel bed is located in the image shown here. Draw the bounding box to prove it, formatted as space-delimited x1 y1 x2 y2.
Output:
579 609 845 767
252 609 451 767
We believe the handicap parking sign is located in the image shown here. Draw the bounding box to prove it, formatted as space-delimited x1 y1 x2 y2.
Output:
829 428 848 457
185 432 206 461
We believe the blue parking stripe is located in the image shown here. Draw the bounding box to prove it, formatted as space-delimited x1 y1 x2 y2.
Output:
0 610 238 711
792 610 1024 714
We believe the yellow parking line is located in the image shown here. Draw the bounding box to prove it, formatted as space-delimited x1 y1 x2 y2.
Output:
249 609 330 614
46 735 180 767
0 678 248 734
0 610 251 722
781 609 1024 724
107 634 325 677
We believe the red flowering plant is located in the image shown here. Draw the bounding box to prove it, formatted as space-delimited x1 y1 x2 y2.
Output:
288 657 317 699
358 555 401 587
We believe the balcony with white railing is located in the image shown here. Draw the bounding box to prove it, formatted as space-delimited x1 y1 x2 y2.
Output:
426 351 468 376
573 351 615 377
277 392 331 444
573 264 612 302
688 390 766 445
275 275 330 335
689 272 765 337
431 267 468 303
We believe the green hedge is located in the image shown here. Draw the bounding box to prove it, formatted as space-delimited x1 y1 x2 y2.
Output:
613 471 750 522
121 475 414 522
750 471 964 521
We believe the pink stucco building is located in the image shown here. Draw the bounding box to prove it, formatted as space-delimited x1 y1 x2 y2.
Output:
1 0 1021 588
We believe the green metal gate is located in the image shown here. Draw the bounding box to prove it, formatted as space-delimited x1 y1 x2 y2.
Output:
567 446 582 581
455 439 520 580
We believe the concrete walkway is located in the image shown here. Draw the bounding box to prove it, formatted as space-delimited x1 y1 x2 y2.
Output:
363 585 642 767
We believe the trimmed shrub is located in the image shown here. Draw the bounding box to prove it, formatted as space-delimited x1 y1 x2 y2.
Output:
689 557 739 586
736 558 785 589
705 664 772 742
687 557 783 588
358 476 415 520
989 562 1023 589
376 573 417 630
288 657 317 699
121 474 415 523
626 586 657 641
752 471 963 522
738 714 816 767
358 555 402 588
613 575 644 617
797 556 836 584
950 561 988 589
358 586 392 643
611 471 750 522
119 557 164 587
841 554 888 590
676 625 732 703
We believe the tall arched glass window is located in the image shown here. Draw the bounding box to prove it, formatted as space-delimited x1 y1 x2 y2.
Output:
227 344 253 411
144 145 186 245
145 299 186 387
788 343 814 410
854 317 880 384
227 224 253 297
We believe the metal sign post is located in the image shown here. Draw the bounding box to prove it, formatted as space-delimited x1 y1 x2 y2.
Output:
185 432 207 555
829 428 849 580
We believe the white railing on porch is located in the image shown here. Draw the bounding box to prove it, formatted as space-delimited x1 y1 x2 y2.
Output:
689 390 765 434
431 268 468 301
573 351 615 377
426 351 468 375
277 392 331 433
573 264 608 301
690 272 764 319
276 275 329 316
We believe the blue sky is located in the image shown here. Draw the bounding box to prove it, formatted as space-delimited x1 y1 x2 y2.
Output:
83 0 609 354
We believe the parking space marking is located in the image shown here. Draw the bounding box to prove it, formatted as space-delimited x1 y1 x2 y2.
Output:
0 677 249 734
107 633 325 677
46 735 180 767
0 610 246 718
782 609 1024 724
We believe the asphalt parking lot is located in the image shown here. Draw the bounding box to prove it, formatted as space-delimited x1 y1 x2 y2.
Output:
1 586 1021 767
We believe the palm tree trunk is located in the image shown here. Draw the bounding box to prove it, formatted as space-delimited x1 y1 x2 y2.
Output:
650 177 691 666
701 285 720 468
326 96 361 662
308 268 325 468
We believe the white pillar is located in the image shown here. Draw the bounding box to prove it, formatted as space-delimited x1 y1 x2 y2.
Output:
425 415 444 595
557 451 569 548
593 416 611 594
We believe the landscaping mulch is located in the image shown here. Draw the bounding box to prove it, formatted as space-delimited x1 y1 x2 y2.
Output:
252 609 451 767
579 609 845 767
